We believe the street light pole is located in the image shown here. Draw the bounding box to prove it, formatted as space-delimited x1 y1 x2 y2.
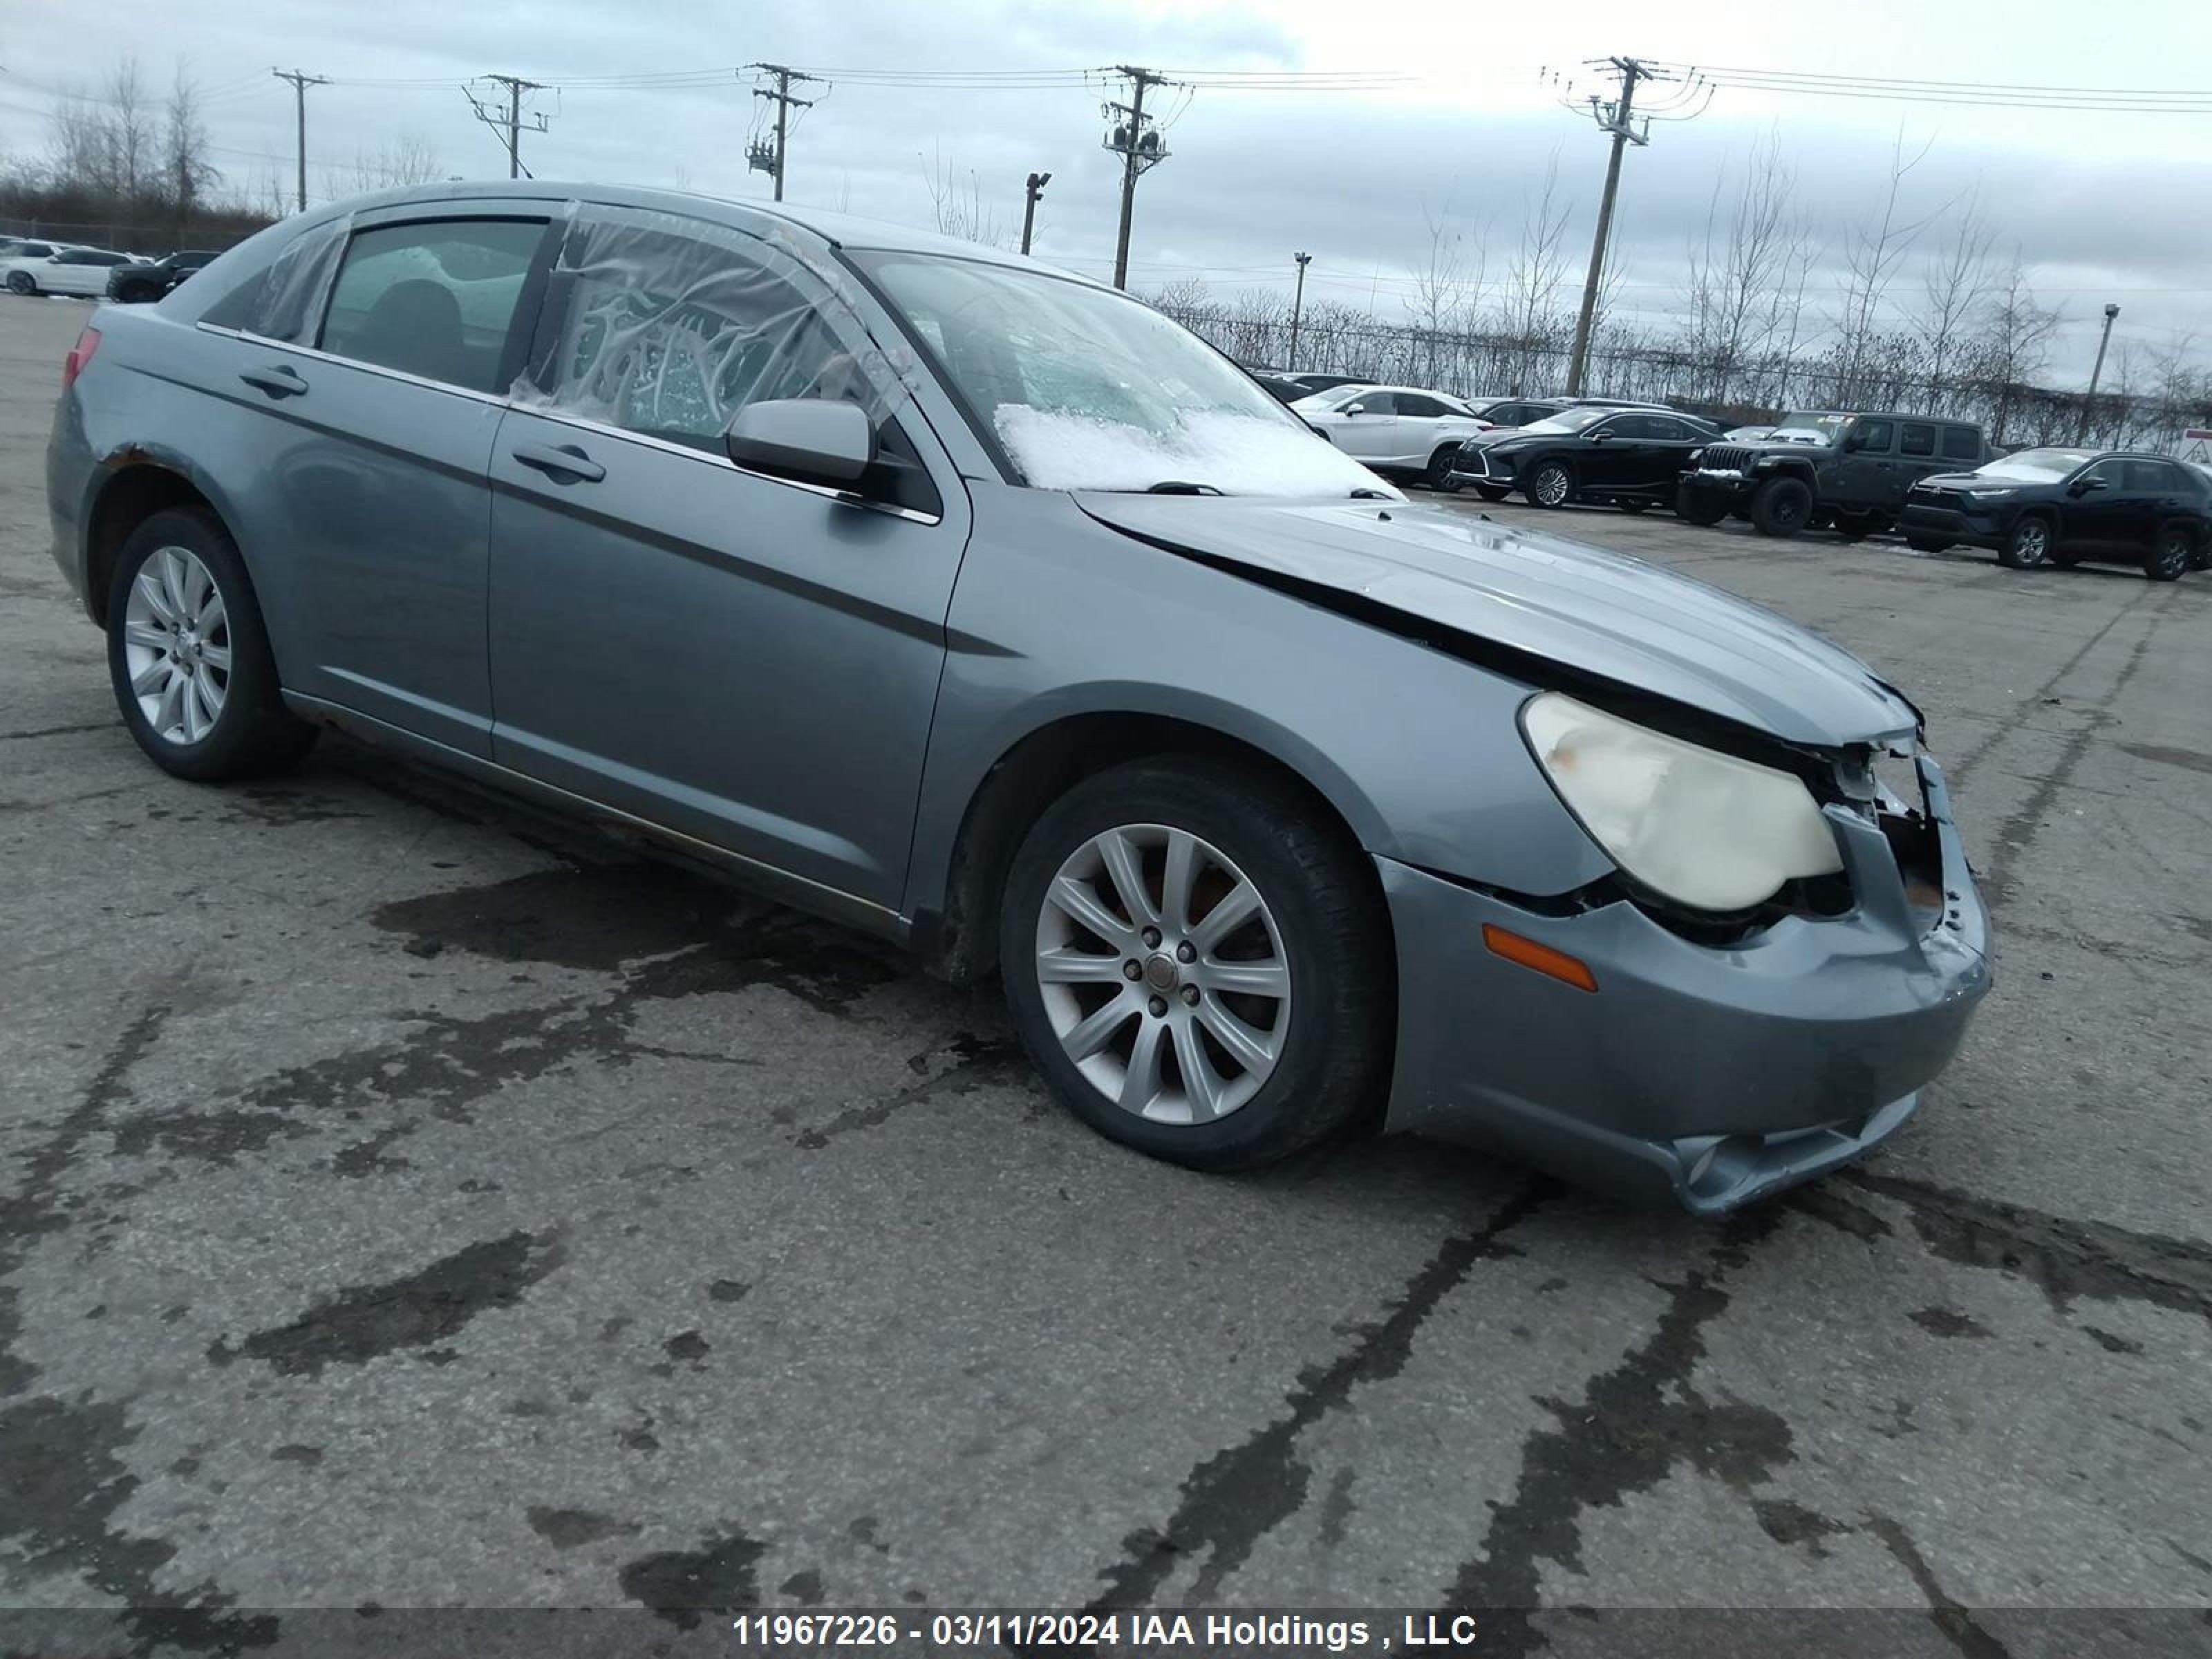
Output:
1288 251 1311 372
1020 171 1051 256
2079 302 2120 445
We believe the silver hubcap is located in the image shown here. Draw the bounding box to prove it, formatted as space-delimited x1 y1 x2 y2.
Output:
122 545 231 745
1535 468 1568 505
1033 823 1291 1126
2017 523 2047 563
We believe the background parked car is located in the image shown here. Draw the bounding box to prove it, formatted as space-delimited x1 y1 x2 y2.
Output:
108 250 218 303
3 246 141 297
1447 405 1721 509
1678 410 1990 538
1900 449 2209 581
1293 383 1494 487
1284 371 1375 396
1466 397 1569 431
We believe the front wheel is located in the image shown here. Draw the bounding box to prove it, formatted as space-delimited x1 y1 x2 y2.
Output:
1474 484 1510 503
1425 447 1462 493
106 509 318 780
1999 515 2054 569
1906 535 1948 554
1749 476 1813 538
1618 498 1652 514
2144 525 2193 582
1525 460 1574 508
1675 485 1729 526
1000 759 1392 1172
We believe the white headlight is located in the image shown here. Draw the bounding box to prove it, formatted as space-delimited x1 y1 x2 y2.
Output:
1520 693 1844 913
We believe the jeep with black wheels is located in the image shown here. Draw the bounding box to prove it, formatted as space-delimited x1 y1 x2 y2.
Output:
1676 411 1990 541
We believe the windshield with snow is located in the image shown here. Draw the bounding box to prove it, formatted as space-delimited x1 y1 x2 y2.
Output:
1772 412 1851 446
1520 407 1613 435
1976 448 2094 481
854 252 1385 496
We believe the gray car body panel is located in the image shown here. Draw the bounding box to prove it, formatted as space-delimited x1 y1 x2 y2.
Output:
47 182 1991 1209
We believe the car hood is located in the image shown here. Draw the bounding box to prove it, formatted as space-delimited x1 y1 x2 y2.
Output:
1073 494 1920 749
1909 471 1991 490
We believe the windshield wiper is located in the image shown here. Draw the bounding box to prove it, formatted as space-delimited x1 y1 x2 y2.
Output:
1349 487 1392 500
1143 480 1225 495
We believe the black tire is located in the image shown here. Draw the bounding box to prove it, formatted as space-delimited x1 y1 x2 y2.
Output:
1675 484 1729 527
1749 476 1814 538
1906 535 1948 554
1425 447 1462 493
2143 524 2193 582
105 507 317 781
999 758 1392 1172
1618 498 1652 514
1524 460 1575 509
1830 509 1872 541
6 270 35 296
1998 514 2054 570
1474 484 1510 503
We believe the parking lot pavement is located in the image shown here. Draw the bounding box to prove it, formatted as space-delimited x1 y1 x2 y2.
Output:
3 292 2209 1647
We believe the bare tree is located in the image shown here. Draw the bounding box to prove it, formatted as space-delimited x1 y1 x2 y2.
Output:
1832 127 1941 404
1969 254 2062 445
344 134 446 194
1497 151 1573 392
106 56 155 206
163 65 218 221
1680 129 1801 405
1405 194 1487 388
1913 191 1994 413
920 146 1004 247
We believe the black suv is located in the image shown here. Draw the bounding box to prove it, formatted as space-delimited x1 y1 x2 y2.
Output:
1677 411 1990 539
108 250 218 303
1446 404 1721 509
1900 449 2209 581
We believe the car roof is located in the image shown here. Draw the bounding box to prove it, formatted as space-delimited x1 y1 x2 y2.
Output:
281 178 1120 292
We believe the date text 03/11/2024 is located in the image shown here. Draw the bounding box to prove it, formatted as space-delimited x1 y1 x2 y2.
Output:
726 1613 1484 1650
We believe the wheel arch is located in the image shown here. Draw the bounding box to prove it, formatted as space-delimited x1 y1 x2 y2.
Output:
912 706 1390 987
82 456 240 628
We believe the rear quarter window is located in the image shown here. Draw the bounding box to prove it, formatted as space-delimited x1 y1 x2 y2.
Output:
1942 427 1981 461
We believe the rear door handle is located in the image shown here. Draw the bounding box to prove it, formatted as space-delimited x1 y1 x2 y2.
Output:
238 364 307 399
511 441 606 484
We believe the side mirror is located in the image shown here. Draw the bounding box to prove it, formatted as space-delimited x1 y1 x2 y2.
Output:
1587 427 1611 442
1342 402 1367 416
726 399 873 486
1841 431 1866 453
2070 475 2110 497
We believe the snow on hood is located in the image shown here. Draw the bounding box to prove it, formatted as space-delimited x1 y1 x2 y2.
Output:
1074 494 1920 749
995 406 1400 498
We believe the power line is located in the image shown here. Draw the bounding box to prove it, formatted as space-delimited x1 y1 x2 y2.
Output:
462 75 550 179
1563 57 1692 395
1101 65 1179 290
1649 60 2212 114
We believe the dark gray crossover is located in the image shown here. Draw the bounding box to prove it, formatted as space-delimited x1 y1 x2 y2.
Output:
46 183 1991 1212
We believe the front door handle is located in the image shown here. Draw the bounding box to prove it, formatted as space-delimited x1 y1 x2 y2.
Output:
512 442 606 484
238 364 307 399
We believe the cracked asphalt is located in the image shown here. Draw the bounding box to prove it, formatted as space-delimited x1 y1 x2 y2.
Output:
3 295 2210 1655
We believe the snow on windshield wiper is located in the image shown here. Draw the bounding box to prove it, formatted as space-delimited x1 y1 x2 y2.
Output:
1349 487 1392 499
1142 480 1226 495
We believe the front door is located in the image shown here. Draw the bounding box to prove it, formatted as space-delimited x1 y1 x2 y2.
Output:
1334 391 1400 461
1829 418 1898 510
485 203 969 914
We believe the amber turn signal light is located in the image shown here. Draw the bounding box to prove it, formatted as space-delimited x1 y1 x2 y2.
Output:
1481 924 1598 993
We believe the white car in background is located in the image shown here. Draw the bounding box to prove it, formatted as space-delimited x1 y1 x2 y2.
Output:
1292 383 1497 488
1 246 143 297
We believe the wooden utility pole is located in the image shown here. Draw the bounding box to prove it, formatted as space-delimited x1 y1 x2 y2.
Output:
270 68 328 213
747 64 822 202
1103 66 1175 290
464 75 550 179
1564 57 1651 396
1288 251 1312 371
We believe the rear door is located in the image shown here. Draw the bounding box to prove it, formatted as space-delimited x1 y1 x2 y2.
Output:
1394 393 1452 468
484 203 969 914
1895 421 1949 494
49 250 126 296
210 203 553 754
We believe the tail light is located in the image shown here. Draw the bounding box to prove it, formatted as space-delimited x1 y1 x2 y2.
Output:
62 325 102 390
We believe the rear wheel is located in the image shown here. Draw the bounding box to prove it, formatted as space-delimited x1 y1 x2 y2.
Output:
1906 535 1948 553
1749 476 1813 538
105 509 317 780
1000 759 1391 1172
1474 484 1510 503
6 271 35 296
1830 509 1873 541
1425 447 1462 493
1999 515 2054 570
2144 525 2193 582
1526 460 1574 508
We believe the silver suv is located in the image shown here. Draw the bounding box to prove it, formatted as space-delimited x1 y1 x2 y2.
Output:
46 184 1990 1211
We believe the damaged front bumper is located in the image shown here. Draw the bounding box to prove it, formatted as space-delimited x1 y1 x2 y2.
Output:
1377 753 1991 1213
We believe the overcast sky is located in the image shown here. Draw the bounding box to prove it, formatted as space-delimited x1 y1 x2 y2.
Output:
3 0 2206 377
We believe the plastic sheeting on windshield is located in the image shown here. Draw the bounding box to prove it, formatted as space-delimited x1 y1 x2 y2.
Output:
509 204 921 442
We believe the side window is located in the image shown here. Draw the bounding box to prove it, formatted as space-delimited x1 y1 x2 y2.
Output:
1900 423 1936 458
2124 458 2180 491
319 218 544 394
1853 419 1895 453
1941 427 1981 461
1398 393 1444 418
2079 460 2123 489
203 216 350 344
1348 391 1396 415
